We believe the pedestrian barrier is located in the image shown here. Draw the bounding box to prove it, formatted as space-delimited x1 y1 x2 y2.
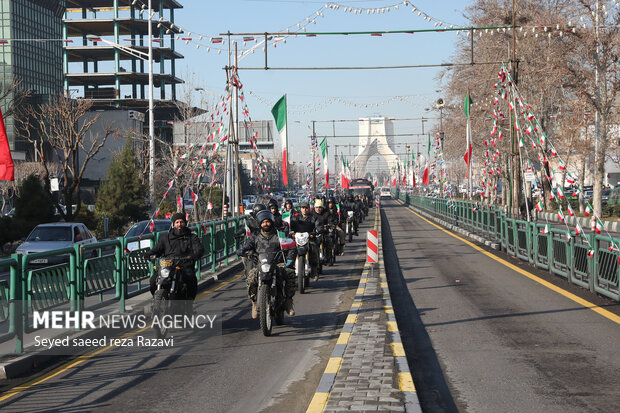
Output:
0 215 246 354
366 230 378 263
391 189 620 302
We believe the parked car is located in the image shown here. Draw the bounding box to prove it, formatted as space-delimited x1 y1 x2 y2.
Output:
16 222 97 265
124 219 172 252
606 188 620 207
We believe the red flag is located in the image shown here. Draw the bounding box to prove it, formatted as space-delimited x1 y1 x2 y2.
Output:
422 165 429 185
463 143 472 167
0 108 14 181
392 178 396 186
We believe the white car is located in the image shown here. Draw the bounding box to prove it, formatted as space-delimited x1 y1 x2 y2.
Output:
380 187 391 199
16 222 97 265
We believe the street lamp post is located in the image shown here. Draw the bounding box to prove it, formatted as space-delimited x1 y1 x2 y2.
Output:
87 0 155 201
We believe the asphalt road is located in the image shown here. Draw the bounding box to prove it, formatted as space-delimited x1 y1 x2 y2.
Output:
0 218 372 413
381 199 620 413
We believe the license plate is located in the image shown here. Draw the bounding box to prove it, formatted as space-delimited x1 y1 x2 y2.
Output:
31 258 48 264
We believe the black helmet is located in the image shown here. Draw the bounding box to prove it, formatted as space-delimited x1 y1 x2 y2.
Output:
252 203 267 215
285 199 294 208
327 197 336 205
347 195 354 202
267 198 278 209
256 210 275 224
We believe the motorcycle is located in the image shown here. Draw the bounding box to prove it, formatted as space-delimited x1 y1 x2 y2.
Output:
346 211 355 242
294 232 311 294
255 252 286 336
151 257 192 339
322 225 337 266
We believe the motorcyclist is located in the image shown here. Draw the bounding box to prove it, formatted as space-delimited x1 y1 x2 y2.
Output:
237 210 296 319
284 199 299 218
327 197 346 255
148 212 205 302
290 201 319 279
267 198 284 230
343 194 360 235
312 198 335 267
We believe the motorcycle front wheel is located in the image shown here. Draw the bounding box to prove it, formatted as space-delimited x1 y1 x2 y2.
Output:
296 255 305 294
348 225 353 243
258 283 273 336
152 289 170 339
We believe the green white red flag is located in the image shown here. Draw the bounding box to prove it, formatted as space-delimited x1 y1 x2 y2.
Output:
595 218 603 234
278 230 296 249
320 137 329 187
0 108 14 181
584 203 592 216
271 95 288 186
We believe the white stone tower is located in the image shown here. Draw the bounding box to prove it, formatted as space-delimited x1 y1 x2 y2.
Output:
350 116 400 177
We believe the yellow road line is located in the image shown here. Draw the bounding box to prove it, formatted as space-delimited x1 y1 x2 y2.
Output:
391 342 405 357
406 207 620 325
345 314 357 324
398 372 416 392
324 357 342 374
306 392 330 413
0 271 245 402
336 333 351 345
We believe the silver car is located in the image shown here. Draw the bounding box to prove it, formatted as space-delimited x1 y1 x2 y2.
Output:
16 222 97 265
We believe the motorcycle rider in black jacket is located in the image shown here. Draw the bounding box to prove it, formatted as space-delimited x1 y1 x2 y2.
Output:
238 210 296 319
327 197 345 254
290 200 320 279
148 212 205 300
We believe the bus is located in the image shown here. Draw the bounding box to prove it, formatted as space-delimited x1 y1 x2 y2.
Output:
348 178 375 206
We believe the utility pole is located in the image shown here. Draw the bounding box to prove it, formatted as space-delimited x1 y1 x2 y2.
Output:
312 120 317 199
510 0 520 216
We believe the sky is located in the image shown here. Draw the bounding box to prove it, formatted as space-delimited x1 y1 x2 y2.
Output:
169 0 472 171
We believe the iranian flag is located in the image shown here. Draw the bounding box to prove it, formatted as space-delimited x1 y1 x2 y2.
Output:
463 91 473 169
340 155 350 189
535 199 544 212
584 203 592 216
595 218 603 234
575 223 584 236
0 108 14 181
541 224 549 234
423 134 430 185
320 137 329 187
278 231 296 249
557 207 565 222
282 211 291 225
567 203 575 217
271 95 288 186
587 249 595 258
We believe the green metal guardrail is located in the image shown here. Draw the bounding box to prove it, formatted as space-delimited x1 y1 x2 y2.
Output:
392 190 620 303
0 215 246 354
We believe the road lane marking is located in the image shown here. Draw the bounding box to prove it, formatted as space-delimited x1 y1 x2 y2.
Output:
402 204 620 325
0 271 245 403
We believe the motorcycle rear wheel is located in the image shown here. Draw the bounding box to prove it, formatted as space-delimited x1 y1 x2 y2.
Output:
258 284 273 336
153 289 170 339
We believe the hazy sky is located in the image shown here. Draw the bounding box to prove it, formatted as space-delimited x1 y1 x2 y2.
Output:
170 1 471 167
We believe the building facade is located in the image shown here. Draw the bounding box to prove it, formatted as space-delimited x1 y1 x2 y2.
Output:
0 0 66 155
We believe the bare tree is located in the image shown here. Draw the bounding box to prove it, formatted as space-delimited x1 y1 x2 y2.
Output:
0 77 32 119
563 0 619 218
15 94 118 221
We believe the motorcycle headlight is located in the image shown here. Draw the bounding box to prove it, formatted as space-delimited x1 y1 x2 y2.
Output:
160 268 171 278
261 263 271 273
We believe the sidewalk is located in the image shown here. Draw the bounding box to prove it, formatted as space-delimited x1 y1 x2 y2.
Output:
306 209 422 413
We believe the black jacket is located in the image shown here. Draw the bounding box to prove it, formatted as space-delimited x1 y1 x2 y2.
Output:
239 229 283 260
290 213 316 234
149 227 204 268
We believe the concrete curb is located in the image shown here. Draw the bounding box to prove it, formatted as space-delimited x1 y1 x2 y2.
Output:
537 211 620 233
378 210 423 413
394 199 501 251
0 260 243 380
306 211 378 413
